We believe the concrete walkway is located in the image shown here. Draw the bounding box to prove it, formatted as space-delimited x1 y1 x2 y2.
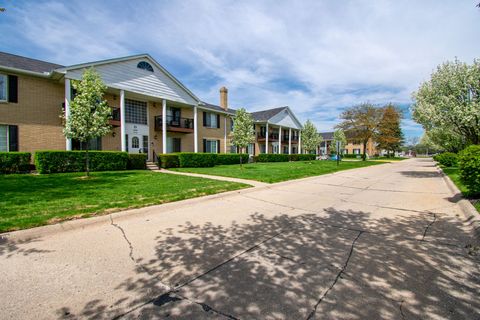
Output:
1 158 479 319
156 168 269 187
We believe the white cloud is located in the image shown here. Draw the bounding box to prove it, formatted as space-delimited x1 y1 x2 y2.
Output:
3 0 480 137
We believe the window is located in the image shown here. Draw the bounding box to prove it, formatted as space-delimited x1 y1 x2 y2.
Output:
143 135 149 154
137 61 154 72
131 137 139 148
167 137 181 153
125 99 147 124
203 139 219 153
230 119 234 131
0 74 7 101
203 112 220 128
0 125 7 151
248 143 255 155
72 137 102 150
353 149 361 154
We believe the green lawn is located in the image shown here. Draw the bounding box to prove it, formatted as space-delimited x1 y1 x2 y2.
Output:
0 171 249 233
172 160 382 183
442 166 480 212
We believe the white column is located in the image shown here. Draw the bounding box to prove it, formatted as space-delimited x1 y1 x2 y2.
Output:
64 79 72 150
298 130 302 154
120 90 126 152
288 128 292 154
194 105 198 153
162 99 167 154
224 116 227 153
265 122 269 154
278 126 282 154
325 143 327 155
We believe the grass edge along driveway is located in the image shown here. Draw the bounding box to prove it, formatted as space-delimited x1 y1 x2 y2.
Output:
441 166 480 213
172 160 383 183
0 171 250 233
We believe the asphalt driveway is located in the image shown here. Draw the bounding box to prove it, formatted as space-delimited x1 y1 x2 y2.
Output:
1 158 479 319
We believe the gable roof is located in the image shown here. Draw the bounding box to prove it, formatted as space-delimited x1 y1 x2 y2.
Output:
57 53 200 103
200 102 237 115
250 107 288 122
0 51 63 74
320 132 334 140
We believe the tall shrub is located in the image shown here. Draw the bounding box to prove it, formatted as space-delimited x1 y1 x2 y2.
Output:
458 145 480 194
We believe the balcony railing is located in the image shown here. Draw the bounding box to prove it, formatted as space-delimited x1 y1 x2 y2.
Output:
282 135 299 142
155 115 194 132
257 132 279 140
110 108 121 126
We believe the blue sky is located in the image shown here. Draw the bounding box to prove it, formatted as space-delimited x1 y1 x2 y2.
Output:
1 1 480 139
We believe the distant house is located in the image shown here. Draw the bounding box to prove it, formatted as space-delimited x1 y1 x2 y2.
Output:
319 131 377 157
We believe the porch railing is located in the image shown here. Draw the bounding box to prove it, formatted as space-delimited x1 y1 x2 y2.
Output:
154 115 194 131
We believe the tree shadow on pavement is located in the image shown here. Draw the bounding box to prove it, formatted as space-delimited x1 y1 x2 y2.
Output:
56 205 480 319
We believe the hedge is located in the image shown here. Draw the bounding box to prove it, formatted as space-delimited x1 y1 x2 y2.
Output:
0 152 31 174
458 145 480 194
158 154 179 168
127 154 147 170
257 154 289 162
289 154 316 161
216 153 249 165
342 154 361 159
178 152 217 168
34 151 129 174
433 152 457 167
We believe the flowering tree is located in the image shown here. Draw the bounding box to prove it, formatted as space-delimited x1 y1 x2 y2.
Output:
301 120 321 154
330 129 347 154
230 108 255 166
412 58 480 147
63 68 111 176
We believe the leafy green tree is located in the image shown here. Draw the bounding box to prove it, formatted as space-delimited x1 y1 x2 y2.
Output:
330 129 347 155
230 108 255 166
376 104 404 156
412 58 480 148
63 68 112 176
337 103 382 160
301 120 321 154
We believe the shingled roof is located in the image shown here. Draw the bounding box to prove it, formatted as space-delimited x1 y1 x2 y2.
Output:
201 102 237 115
250 107 288 122
0 51 63 74
320 131 334 140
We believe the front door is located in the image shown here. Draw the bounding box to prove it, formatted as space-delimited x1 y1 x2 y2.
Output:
125 123 149 154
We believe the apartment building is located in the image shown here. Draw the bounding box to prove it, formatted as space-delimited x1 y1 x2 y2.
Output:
319 131 377 157
0 52 304 159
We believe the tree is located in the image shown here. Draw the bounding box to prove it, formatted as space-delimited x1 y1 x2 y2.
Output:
230 108 255 167
412 58 480 148
301 120 321 154
63 68 112 176
376 104 404 156
337 103 382 161
330 129 347 155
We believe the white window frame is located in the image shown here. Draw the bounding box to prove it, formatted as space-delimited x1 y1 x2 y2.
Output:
205 139 218 153
0 125 8 152
0 74 7 102
205 112 218 128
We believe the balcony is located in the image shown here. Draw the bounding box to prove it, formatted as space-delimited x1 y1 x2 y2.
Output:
257 132 279 141
109 108 121 127
155 115 194 133
282 135 299 142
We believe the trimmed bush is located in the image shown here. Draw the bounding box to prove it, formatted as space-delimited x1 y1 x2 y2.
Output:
257 154 289 162
342 154 361 159
127 154 147 170
458 145 480 194
289 154 316 161
158 154 179 168
0 152 31 174
178 152 217 168
216 153 249 165
35 151 128 174
434 152 458 167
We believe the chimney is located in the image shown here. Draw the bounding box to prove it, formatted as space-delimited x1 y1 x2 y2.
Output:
220 86 228 110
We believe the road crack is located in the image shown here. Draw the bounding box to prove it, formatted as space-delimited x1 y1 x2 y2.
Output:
110 216 135 263
306 231 363 320
422 213 437 241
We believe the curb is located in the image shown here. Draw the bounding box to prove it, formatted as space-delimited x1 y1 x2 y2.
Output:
436 165 480 241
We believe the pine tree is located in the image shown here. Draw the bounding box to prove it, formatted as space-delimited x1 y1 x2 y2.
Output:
376 104 404 157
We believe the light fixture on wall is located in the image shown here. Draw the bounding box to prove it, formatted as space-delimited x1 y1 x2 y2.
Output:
112 132 116 137
153 102 156 108
154 135 158 140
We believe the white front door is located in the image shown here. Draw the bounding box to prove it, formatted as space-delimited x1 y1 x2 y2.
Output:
125 123 149 154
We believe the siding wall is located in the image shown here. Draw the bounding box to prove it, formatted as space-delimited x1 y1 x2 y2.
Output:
66 58 197 105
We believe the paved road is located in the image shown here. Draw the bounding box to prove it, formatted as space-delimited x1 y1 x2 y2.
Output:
1 158 479 319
